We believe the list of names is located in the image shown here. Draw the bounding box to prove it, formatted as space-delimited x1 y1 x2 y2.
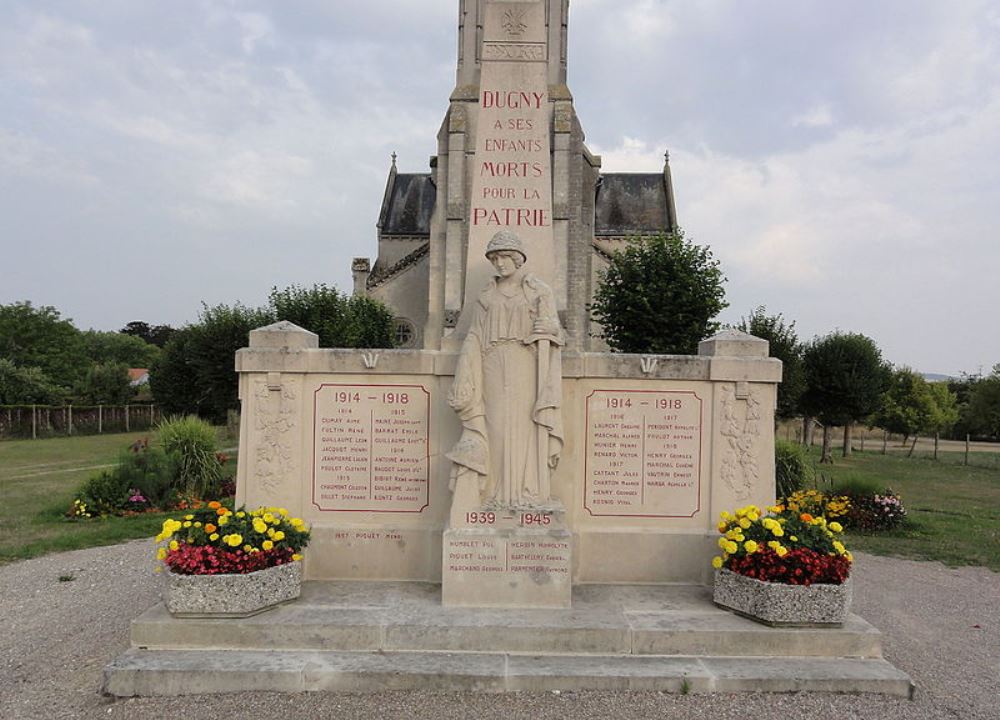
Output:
584 390 703 518
312 384 430 513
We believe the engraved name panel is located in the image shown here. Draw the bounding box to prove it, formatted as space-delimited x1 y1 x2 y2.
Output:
584 389 703 518
312 383 430 513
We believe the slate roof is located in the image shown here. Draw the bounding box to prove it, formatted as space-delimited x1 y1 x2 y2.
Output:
379 174 436 236
376 171 674 238
594 174 673 236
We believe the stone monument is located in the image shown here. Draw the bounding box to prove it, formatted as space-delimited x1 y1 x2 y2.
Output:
231 0 782 606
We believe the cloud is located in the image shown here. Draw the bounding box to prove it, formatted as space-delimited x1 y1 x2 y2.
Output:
791 104 834 128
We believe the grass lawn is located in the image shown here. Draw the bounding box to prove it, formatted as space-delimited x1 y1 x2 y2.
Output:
0 431 236 565
804 447 1000 571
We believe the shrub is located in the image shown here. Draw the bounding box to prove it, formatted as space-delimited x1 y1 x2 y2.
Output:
156 415 222 498
842 489 907 532
77 444 176 514
774 439 812 498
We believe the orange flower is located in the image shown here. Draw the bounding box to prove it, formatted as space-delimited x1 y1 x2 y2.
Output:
800 513 813 523
204 523 217 534
216 507 227 516
208 501 222 510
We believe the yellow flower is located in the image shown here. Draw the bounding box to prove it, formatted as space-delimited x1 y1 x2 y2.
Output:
253 518 268 534
156 548 167 560
743 540 758 554
243 545 253 552
711 556 724 569
225 534 243 547
278 508 288 517
724 541 738 554
767 540 781 551
718 522 729 534
184 514 193 520
292 553 303 562
771 526 784 537
168 540 179 551
718 537 729 550
183 521 192 528
262 540 274 551
746 510 759 522
236 511 246 518
833 541 846 555
720 511 731 520
218 515 229 526
845 551 854 562
776 546 789 557
194 522 202 528
790 535 798 542
209 533 219 541
263 513 275 524
291 518 305 529
273 531 285 541
738 518 751 530
829 522 843 533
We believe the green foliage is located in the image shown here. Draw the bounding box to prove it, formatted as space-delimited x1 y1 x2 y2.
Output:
958 365 1000 440
156 415 221 498
268 284 395 349
120 321 176 348
875 367 937 438
774 439 813 498
80 330 161 368
590 230 727 354
801 332 890 427
0 358 66 404
737 307 804 420
79 446 176 514
75 362 134 405
0 301 87 386
926 382 959 435
150 304 274 423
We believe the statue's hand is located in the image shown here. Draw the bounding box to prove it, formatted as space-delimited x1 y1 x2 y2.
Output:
533 318 558 336
548 452 560 470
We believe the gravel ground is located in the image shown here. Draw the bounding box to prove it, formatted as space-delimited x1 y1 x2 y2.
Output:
1 540 996 720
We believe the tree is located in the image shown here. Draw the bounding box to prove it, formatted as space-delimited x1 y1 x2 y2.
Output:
0 358 66 404
736 306 804 421
81 330 161 368
76 362 134 405
926 381 960 456
960 365 1000 440
875 367 937 445
121 321 176 348
268 285 395 349
0 301 87 386
590 230 727 354
801 332 890 462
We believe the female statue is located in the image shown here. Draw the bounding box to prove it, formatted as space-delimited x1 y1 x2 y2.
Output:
447 230 564 510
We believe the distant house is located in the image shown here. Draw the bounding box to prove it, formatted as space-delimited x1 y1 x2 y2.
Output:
128 368 150 387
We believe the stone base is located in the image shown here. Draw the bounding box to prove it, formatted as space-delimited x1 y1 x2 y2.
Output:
164 562 302 618
441 523 572 608
713 569 852 627
104 581 913 697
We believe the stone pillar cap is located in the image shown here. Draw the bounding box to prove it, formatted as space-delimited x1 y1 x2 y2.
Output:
248 321 319 350
698 329 769 358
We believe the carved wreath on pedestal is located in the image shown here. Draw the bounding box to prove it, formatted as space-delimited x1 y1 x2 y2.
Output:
720 383 762 501
252 380 297 495
502 8 528 37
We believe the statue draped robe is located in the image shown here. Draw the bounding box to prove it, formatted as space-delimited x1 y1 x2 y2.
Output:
447 272 564 508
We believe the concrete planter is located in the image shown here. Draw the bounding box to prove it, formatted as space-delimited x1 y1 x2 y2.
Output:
164 561 302 618
713 568 852 627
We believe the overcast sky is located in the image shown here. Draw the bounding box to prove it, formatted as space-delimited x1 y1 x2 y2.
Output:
1 0 998 376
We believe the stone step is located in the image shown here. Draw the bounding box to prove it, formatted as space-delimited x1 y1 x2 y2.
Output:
130 582 884 659
103 648 915 697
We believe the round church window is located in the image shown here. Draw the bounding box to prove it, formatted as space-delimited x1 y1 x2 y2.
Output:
394 318 416 348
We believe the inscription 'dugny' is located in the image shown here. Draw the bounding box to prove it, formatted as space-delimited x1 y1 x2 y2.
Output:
312 384 430 513
471 88 551 230
584 390 703 518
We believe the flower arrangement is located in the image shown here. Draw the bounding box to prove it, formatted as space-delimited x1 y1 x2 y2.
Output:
155 502 311 575
712 504 852 585
845 489 906 531
783 489 851 521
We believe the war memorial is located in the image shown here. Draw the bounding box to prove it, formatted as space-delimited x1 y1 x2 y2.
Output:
104 0 912 696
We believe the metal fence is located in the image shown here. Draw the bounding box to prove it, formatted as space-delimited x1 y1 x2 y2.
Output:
0 404 161 440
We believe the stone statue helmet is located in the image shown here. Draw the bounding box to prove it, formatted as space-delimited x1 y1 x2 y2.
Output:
485 230 527 264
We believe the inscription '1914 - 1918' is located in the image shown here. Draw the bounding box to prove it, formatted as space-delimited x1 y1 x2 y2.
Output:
312 383 430 513
584 389 703 518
